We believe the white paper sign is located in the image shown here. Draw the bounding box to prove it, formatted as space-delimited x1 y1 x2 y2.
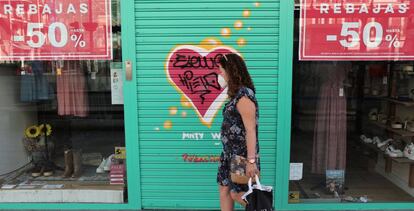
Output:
111 67 124 105
290 163 303 181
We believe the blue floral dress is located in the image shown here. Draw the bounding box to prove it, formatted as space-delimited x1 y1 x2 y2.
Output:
217 86 260 192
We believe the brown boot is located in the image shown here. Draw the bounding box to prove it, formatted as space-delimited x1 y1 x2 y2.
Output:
62 150 73 178
72 150 82 178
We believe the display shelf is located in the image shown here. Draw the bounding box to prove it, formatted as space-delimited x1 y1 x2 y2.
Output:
394 70 414 76
361 64 414 189
364 95 414 107
389 157 414 188
363 138 414 187
392 157 414 164
384 98 414 107
369 121 414 137
363 97 414 106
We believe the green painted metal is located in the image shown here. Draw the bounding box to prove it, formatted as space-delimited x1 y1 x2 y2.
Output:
121 0 142 209
135 0 280 210
0 0 140 210
276 0 294 210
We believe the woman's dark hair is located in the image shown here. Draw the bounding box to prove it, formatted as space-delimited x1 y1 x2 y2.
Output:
218 53 255 98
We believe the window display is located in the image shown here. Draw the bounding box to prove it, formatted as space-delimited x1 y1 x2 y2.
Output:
0 0 126 204
290 4 414 203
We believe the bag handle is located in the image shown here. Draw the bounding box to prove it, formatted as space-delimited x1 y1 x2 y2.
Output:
243 177 254 201
242 175 263 201
254 175 263 190
247 177 253 191
248 175 262 189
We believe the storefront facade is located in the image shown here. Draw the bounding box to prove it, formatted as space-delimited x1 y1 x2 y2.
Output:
287 0 414 210
0 0 414 210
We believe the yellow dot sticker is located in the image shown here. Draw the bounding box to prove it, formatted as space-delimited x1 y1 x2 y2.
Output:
169 107 178 115
199 38 223 50
237 38 246 47
234 21 243 30
180 96 192 108
164 120 173 129
182 111 187 118
221 28 231 37
200 38 222 46
243 10 251 17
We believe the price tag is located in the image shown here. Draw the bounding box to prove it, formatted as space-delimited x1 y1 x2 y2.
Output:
91 72 97 80
339 88 344 97
383 76 388 85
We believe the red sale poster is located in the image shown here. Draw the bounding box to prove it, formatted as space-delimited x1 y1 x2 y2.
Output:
0 0 112 60
299 0 414 60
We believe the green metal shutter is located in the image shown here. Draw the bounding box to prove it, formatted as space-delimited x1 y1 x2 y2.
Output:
135 0 280 209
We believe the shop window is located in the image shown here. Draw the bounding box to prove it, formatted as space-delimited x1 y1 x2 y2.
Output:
0 0 127 203
290 2 414 204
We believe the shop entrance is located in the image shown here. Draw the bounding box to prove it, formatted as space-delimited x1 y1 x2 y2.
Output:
0 0 129 204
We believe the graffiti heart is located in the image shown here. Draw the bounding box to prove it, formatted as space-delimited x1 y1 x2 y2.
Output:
166 45 238 127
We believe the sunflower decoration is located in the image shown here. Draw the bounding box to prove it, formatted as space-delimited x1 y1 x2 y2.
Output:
38 124 52 136
23 124 53 153
25 125 40 138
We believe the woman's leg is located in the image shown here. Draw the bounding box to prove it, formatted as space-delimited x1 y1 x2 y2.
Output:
230 191 247 207
219 185 234 211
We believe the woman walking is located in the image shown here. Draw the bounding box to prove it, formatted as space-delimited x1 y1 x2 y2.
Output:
217 53 260 210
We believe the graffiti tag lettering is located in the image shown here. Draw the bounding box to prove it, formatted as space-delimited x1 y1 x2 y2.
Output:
182 153 220 163
173 53 224 70
178 71 220 104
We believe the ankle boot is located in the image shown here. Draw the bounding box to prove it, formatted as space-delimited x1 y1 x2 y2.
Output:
62 150 74 178
72 149 82 178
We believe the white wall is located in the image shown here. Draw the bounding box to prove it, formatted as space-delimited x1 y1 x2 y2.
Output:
0 66 37 175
